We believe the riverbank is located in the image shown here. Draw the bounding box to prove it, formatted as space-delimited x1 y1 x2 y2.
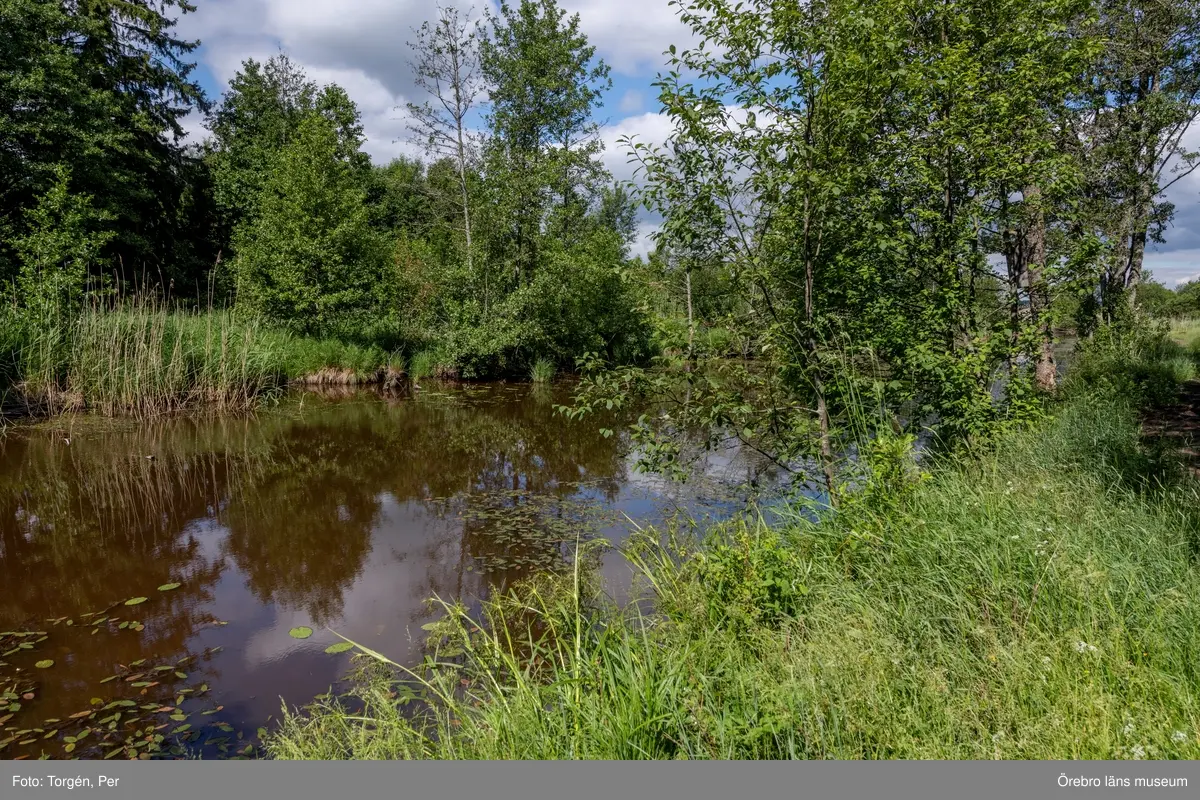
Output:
0 306 415 417
267 330 1200 760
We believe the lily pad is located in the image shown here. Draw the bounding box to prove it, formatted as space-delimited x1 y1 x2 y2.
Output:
288 626 313 640
157 583 181 592
34 659 54 669
124 597 148 606
324 642 354 655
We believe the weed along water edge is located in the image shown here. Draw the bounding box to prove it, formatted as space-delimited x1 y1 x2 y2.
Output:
0 383 785 760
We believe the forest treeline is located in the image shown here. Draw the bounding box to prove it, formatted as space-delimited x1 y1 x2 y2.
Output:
2 0 1200 463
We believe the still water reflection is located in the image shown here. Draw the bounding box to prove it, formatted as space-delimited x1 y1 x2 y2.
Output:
0 383 781 759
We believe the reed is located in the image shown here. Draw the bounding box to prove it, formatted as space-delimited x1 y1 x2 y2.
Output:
2 299 406 417
530 357 556 384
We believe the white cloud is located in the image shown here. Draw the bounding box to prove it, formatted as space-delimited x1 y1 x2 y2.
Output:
1144 248 1200 287
177 0 688 164
618 89 645 114
1146 126 1200 284
629 221 661 258
598 111 674 183
560 0 692 76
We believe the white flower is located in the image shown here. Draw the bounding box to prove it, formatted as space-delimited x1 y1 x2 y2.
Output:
1173 731 1188 743
1075 641 1098 653
1131 744 1147 760
1122 721 1135 736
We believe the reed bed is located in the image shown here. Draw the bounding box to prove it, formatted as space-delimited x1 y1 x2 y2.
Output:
2 302 405 417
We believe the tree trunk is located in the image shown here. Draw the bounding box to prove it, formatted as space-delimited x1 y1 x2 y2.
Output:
685 268 695 367
1124 224 1148 306
1023 185 1056 392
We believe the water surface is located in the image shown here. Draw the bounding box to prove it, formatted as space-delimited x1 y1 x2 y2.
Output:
0 383 781 759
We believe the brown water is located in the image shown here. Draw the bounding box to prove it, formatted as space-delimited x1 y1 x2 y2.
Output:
0 383 782 760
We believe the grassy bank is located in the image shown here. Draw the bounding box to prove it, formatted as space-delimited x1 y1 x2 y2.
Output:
0 305 406 416
267 335 1200 759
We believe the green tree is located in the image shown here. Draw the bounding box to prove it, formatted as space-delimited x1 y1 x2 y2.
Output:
406 5 485 275
0 0 208 287
13 167 112 321
233 114 386 333
569 0 1107 497
206 55 369 240
480 0 612 285
1135 276 1177 317
1076 0 1200 317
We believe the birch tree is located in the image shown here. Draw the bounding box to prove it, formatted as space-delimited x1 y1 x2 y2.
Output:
406 5 485 275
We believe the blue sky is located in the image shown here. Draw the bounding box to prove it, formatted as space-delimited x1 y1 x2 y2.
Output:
176 0 1199 282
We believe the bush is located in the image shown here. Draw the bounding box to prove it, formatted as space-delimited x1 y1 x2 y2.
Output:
233 114 390 335
1064 322 1194 408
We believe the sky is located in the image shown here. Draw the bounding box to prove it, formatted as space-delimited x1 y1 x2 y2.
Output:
174 0 1200 284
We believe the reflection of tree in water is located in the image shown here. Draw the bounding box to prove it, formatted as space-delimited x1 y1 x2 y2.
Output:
0 423 245 622
218 386 628 623
0 389 645 755
0 424 247 743
219 424 382 625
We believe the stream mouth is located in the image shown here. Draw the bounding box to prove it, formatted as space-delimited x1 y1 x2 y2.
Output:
0 382 787 759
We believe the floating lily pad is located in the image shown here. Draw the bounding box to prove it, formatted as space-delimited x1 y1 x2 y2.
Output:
34 659 54 669
324 642 354 655
124 597 148 606
288 626 313 640
157 583 181 592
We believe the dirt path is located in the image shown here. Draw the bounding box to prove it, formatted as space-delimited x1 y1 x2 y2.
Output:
1142 379 1200 478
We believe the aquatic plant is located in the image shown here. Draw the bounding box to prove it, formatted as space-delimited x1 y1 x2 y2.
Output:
530 358 555 384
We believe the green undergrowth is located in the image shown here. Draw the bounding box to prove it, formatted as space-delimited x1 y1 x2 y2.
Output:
267 361 1200 759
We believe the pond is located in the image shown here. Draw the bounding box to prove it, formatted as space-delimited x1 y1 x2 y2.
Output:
0 383 787 760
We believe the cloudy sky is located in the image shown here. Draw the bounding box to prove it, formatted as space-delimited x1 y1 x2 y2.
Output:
175 0 1200 284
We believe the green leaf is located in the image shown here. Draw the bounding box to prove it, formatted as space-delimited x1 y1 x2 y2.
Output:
124 597 148 606
288 626 313 640
324 642 354 655
35 659 54 669
157 583 181 592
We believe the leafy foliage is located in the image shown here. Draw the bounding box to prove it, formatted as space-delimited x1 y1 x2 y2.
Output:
232 114 387 334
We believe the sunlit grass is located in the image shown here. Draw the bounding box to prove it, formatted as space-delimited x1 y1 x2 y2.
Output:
1169 317 1200 350
268 384 1200 760
2 301 404 416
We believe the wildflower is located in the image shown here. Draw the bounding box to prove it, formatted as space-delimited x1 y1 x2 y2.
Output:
1074 641 1098 653
1131 744 1147 760
1173 731 1188 743
1122 721 1135 736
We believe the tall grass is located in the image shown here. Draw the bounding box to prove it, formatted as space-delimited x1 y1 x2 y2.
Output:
1169 317 1200 350
268 379 1200 759
408 349 458 382
2 300 405 416
12 305 283 415
530 357 556 384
